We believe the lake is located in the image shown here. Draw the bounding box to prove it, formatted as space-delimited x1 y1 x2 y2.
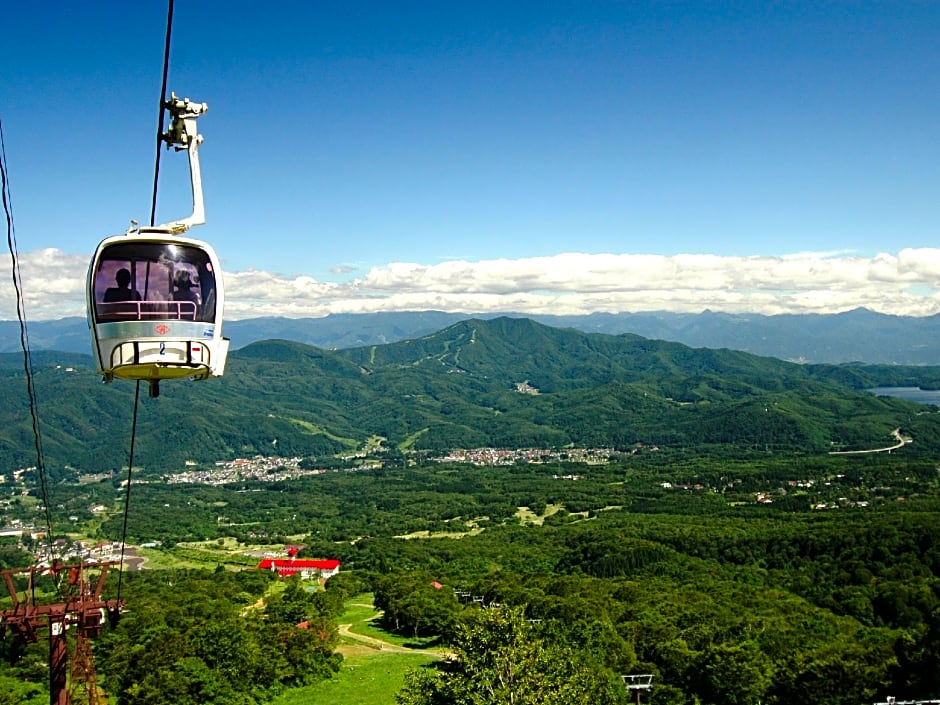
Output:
867 387 940 405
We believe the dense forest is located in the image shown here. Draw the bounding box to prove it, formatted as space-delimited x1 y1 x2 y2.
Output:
0 565 346 705
2 447 939 703
2 318 940 703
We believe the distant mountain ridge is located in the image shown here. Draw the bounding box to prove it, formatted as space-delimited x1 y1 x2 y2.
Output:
3 316 940 474
4 307 940 364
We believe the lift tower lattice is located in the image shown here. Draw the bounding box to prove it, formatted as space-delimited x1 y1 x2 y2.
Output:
0 561 123 705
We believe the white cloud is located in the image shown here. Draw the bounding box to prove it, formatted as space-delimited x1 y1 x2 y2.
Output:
5 248 940 321
330 264 359 274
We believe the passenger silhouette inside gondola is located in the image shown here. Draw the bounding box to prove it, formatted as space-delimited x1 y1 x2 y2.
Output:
172 270 200 320
172 270 200 304
103 268 141 303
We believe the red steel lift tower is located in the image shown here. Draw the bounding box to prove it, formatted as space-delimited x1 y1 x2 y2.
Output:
0 561 123 705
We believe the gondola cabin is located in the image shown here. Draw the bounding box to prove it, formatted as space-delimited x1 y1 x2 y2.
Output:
87 229 229 391
87 93 228 396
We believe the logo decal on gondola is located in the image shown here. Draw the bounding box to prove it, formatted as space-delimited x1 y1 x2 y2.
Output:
154 324 170 335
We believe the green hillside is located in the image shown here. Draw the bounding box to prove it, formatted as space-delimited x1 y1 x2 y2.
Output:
3 318 940 703
2 317 940 476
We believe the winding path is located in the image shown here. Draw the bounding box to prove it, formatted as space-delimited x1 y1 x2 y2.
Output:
338 611 446 658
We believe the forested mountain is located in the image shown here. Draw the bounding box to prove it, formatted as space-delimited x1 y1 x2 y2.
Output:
2 317 940 476
3 317 940 705
7 306 940 363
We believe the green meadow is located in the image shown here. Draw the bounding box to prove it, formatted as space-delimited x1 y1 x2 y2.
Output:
272 593 441 705
272 652 436 705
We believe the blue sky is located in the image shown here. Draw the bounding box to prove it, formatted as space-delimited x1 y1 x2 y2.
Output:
2 1 940 319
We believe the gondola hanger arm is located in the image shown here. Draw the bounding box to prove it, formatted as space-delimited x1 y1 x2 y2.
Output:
150 92 208 234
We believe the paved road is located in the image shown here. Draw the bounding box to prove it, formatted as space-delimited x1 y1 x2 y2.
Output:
829 428 911 455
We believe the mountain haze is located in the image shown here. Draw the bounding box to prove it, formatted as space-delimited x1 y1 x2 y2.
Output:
7 308 940 365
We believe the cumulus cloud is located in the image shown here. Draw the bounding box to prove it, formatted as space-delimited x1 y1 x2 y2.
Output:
0 249 90 319
4 248 940 321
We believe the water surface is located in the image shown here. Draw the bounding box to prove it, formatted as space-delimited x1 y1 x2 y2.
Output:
867 387 940 405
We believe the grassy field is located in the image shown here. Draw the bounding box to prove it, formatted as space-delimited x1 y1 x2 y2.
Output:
131 536 313 571
341 596 442 651
271 652 436 705
272 593 441 705
514 502 564 525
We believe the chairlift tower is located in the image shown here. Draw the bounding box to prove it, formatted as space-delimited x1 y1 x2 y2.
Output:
622 674 654 705
0 562 123 705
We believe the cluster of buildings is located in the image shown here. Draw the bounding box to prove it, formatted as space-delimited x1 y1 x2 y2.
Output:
432 447 616 466
28 538 125 567
157 447 623 486
661 476 895 509
0 517 38 539
166 456 319 485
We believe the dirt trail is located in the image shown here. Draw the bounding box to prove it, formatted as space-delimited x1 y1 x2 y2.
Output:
338 613 445 658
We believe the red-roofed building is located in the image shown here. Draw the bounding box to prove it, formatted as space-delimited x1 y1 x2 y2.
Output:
257 558 340 579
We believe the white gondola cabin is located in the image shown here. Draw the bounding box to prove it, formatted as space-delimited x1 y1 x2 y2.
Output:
87 94 228 396
87 231 228 388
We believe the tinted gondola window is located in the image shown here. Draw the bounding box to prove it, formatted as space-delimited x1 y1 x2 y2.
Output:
93 242 217 323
